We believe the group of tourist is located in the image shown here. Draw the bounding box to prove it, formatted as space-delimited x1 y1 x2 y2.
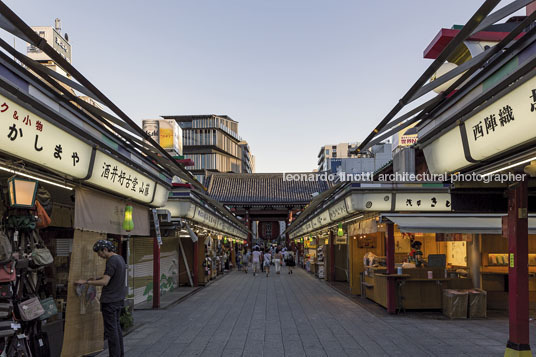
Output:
237 245 296 277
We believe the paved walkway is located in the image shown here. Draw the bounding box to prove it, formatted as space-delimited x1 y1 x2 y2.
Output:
100 268 536 356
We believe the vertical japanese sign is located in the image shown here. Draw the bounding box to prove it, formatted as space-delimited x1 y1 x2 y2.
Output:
0 94 92 178
87 151 156 204
152 209 162 245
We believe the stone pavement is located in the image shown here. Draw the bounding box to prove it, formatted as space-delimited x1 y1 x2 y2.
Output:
98 267 536 356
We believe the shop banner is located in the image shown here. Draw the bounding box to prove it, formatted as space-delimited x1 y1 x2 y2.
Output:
74 187 150 236
0 94 93 178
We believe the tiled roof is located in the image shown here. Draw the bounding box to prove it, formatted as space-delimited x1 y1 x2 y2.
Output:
206 173 332 205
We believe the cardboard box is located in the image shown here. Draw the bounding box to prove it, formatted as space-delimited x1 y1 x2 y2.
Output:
443 289 468 319
467 288 487 318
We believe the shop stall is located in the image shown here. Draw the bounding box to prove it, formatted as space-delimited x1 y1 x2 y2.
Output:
0 4 208 355
288 182 454 310
163 185 249 287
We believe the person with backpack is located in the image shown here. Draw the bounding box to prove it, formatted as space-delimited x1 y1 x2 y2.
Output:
76 240 126 357
287 250 295 275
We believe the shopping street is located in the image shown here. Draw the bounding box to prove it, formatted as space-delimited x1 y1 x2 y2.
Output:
97 269 536 357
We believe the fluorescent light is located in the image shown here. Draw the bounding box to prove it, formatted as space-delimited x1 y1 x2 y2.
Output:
481 155 536 177
0 166 73 190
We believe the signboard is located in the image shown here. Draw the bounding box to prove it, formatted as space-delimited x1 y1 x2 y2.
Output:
328 200 348 221
335 235 347 245
394 193 451 211
392 122 418 150
423 75 536 174
87 151 156 204
152 209 162 245
464 77 536 161
0 94 93 179
142 119 183 156
436 233 472 241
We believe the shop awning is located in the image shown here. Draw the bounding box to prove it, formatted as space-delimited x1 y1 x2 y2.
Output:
381 213 536 234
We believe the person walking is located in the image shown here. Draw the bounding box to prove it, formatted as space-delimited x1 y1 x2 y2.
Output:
76 240 126 357
274 248 283 274
287 250 295 275
242 249 250 273
237 250 243 271
252 247 262 276
264 249 272 277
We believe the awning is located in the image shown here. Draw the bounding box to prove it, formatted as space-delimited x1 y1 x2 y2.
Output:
381 213 536 234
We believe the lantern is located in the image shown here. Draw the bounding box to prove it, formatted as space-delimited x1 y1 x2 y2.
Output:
123 205 134 232
337 222 344 237
224 236 228 244
7 176 38 208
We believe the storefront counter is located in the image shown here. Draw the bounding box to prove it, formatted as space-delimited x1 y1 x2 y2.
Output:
363 267 473 310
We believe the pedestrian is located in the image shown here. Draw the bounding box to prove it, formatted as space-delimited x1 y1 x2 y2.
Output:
252 247 262 276
260 249 264 273
242 249 250 273
237 250 243 271
76 240 126 357
274 248 283 274
287 250 294 274
264 249 272 277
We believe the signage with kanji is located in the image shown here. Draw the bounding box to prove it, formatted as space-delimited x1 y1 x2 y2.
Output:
394 193 451 211
87 151 156 204
464 77 536 161
0 94 92 178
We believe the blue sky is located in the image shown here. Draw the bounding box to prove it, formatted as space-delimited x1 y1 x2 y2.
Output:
1 1 520 172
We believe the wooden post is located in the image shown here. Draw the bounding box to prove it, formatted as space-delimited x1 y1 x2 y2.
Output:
386 222 396 314
193 240 199 287
152 237 160 309
505 180 531 356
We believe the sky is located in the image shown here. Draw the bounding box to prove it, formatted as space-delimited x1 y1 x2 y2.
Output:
0 1 522 173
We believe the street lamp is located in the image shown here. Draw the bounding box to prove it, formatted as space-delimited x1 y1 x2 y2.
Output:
7 176 38 208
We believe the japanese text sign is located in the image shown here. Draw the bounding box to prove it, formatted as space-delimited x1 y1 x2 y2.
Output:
465 77 536 161
87 151 156 203
0 94 92 178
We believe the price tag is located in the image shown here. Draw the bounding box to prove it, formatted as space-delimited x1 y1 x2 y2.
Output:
510 253 515 268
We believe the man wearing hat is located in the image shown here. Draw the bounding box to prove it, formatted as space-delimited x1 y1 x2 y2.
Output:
76 240 126 357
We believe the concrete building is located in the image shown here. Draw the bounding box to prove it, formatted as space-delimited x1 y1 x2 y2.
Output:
161 114 253 184
239 140 254 173
317 142 392 177
317 142 359 172
27 19 71 78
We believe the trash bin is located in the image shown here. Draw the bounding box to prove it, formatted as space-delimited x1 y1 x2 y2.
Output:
442 289 468 319
467 288 487 318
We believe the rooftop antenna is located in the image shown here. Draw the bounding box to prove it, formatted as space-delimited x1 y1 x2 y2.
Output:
54 18 61 34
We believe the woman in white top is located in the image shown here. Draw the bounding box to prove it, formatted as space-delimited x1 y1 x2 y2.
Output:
274 248 283 274
263 249 272 277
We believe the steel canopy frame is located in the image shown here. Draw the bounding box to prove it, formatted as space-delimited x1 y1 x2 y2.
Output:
0 1 204 191
351 0 536 154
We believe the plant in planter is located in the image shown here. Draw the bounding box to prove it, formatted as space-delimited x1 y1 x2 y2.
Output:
120 306 134 331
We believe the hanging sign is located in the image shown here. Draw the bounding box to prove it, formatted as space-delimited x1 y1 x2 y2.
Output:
335 234 347 245
87 151 156 204
151 209 162 245
0 94 93 178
